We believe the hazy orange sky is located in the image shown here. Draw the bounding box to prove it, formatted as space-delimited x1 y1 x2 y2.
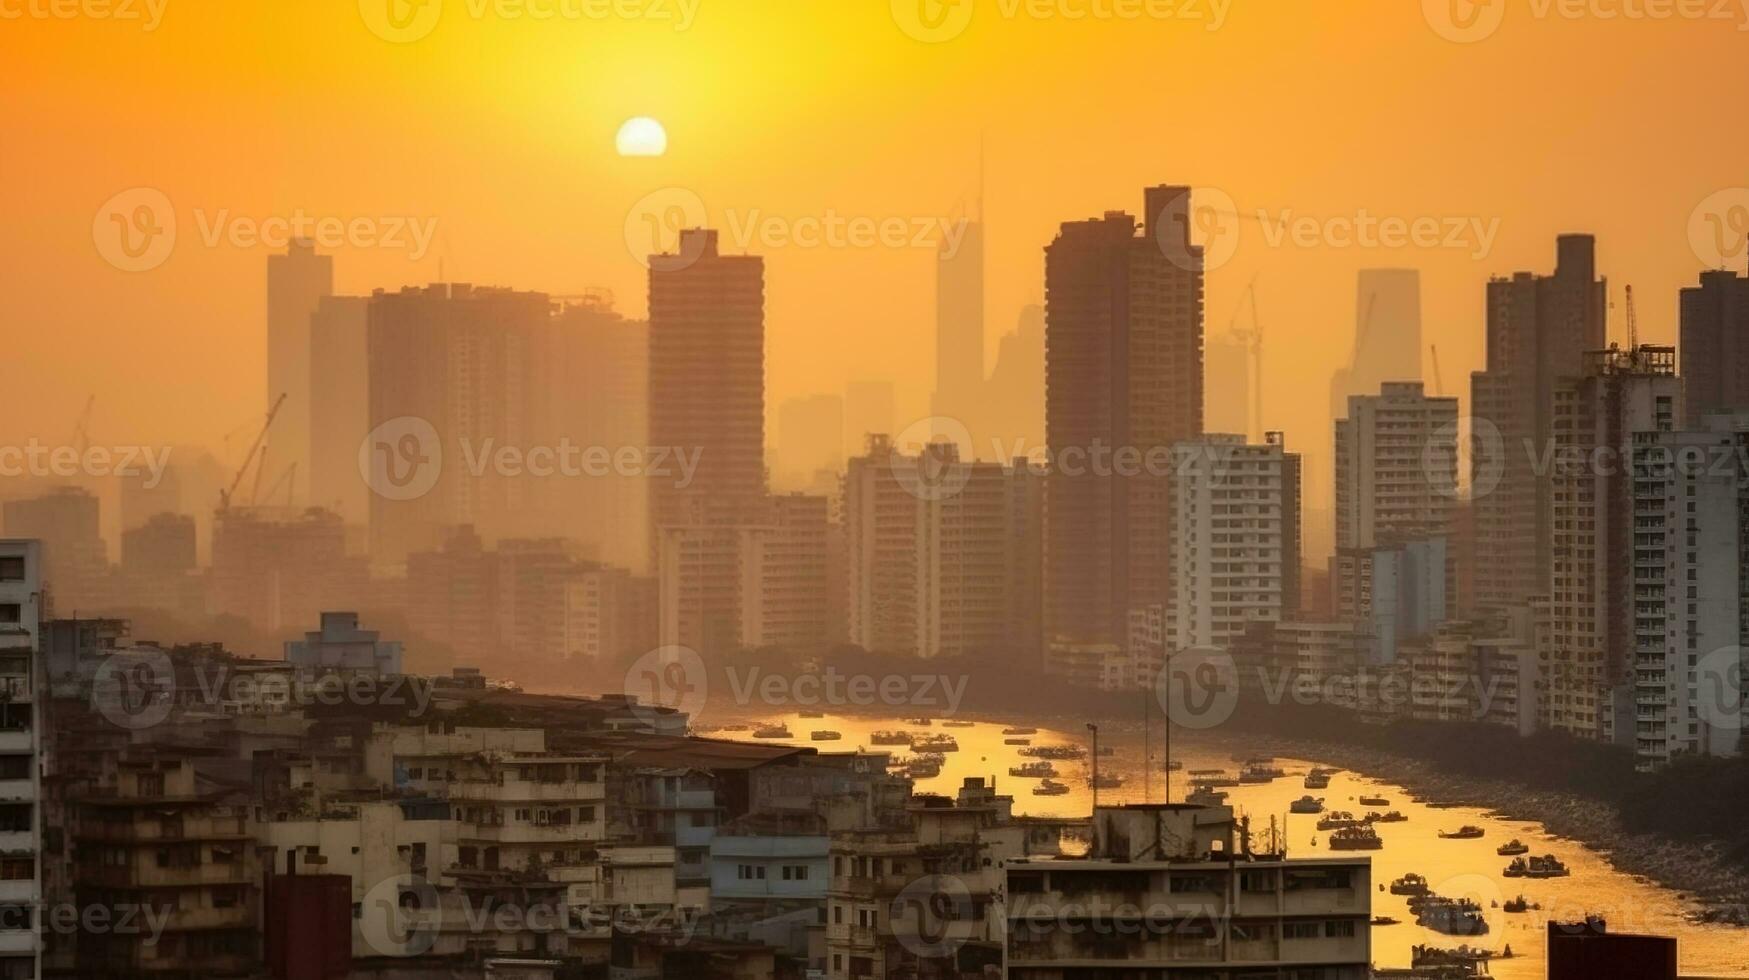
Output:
6 0 1748 504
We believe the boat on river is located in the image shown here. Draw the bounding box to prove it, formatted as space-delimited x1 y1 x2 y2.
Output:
1497 838 1530 856
1004 737 1031 746
810 730 842 741
1503 854 1569 879
1317 811 1361 831
870 730 912 746
1001 726 1038 736
911 735 959 753
1009 761 1057 778
1412 895 1489 936
1304 769 1331 790
753 724 793 739
1438 825 1485 840
1020 745 1084 760
1187 768 1239 787
1389 873 1430 896
1186 786 1228 807
1290 795 1325 814
1358 794 1390 807
1239 759 1286 783
1033 779 1069 796
1327 825 1383 851
942 720 975 728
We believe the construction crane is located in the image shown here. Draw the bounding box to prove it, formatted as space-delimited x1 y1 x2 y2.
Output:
68 395 95 455
1625 284 1639 350
1429 345 1446 397
219 393 286 513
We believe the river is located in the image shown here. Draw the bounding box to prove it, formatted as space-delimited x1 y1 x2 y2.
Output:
706 707 1749 978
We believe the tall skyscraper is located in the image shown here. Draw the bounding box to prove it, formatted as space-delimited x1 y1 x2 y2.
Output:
1679 268 1749 426
309 295 370 524
844 436 1043 659
1329 269 1423 419
984 303 1046 452
1469 235 1608 612
647 229 766 540
267 239 334 504
1545 346 1680 744
1169 433 1299 650
1631 411 1749 767
932 204 984 455
1043 186 1204 659
1204 330 1253 439
366 283 552 563
0 540 42 980
544 299 650 573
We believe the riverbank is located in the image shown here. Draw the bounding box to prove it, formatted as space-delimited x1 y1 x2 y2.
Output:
1215 732 1749 923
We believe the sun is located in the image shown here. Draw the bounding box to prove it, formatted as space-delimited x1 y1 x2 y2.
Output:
616 117 668 158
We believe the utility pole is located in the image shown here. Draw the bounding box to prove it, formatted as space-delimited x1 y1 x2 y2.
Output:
1087 723 1100 812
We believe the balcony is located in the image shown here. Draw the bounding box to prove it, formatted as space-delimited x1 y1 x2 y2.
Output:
0 781 31 803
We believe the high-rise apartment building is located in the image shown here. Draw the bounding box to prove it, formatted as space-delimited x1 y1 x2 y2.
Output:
1630 411 1749 768
1332 380 1458 624
1545 346 1680 744
1170 433 1300 650
647 229 766 541
366 283 552 563
844 436 1043 659
544 299 650 573
0 540 42 980
1334 381 1458 551
1679 268 1749 426
2 487 106 610
1044 186 1204 659
267 239 334 504
211 507 365 633
657 494 830 655
1470 235 1609 612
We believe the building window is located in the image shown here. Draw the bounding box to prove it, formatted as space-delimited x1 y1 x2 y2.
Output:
0 558 23 582
0 606 17 626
